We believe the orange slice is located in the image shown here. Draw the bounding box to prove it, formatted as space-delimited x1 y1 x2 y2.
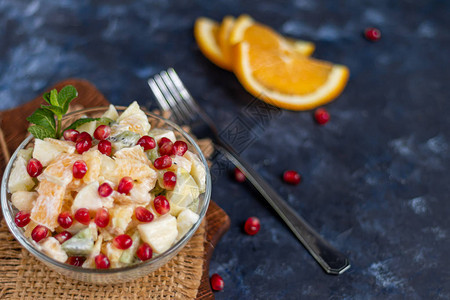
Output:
217 16 235 68
30 180 66 231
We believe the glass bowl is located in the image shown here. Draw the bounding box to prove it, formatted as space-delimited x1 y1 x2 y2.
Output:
1 106 211 284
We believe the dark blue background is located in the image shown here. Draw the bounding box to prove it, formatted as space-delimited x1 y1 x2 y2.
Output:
1 0 449 298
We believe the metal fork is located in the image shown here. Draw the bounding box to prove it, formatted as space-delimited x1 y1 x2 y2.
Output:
148 68 350 275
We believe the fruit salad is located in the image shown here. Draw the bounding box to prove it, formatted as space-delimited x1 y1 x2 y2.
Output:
8 101 207 269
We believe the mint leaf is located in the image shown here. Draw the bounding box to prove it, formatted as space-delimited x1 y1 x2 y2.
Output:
26 108 56 133
42 92 51 104
41 105 64 118
58 85 78 114
63 117 99 132
49 89 58 106
28 125 55 140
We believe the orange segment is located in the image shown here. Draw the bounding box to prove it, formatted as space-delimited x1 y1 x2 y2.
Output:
40 153 81 187
30 180 66 231
218 16 235 67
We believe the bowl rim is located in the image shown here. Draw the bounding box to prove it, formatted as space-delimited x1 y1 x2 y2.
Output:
1 105 212 274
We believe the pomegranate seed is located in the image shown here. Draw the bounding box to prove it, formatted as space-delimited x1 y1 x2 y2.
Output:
153 195 170 215
72 160 88 179
67 256 86 267
173 141 188 156
14 211 31 227
94 208 110 228
163 171 177 190
98 182 113 197
137 136 156 151
93 125 111 140
76 139 92 154
95 254 110 269
364 27 381 41
113 234 133 250
314 108 330 125
76 132 92 143
57 211 73 229
31 225 49 242
158 137 174 156
244 217 261 236
136 243 153 261
63 129 79 142
234 168 245 183
26 158 43 177
154 155 172 170
98 140 112 156
135 206 154 223
283 170 301 185
74 208 90 225
54 231 72 244
117 176 133 194
210 273 224 291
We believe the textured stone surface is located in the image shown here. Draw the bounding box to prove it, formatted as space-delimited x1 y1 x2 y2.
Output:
1 0 450 298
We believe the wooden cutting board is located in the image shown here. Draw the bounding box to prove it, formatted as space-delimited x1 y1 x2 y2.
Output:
0 79 230 299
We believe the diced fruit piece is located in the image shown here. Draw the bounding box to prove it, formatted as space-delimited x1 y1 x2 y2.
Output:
158 137 174 156
94 208 110 228
135 206 154 223
102 104 119 121
95 254 110 269
283 170 301 185
234 167 245 182
64 221 88 235
40 153 80 186
8 156 35 193
82 234 103 268
63 129 79 142
44 138 76 154
30 180 65 230
11 191 37 212
138 214 178 254
184 151 206 193
15 211 31 227
98 182 113 197
166 168 199 208
110 158 156 193
176 209 199 240
33 139 66 166
120 231 141 264
114 145 150 165
116 101 151 136
137 136 156 151
17 148 33 161
72 182 103 213
110 130 141 152
136 243 153 261
57 211 73 229
169 202 185 217
103 242 123 268
73 160 88 179
32 225 49 242
40 237 68 263
113 234 133 250
67 256 86 267
82 150 102 183
76 120 97 136
153 195 170 215
61 226 95 256
94 125 111 140
314 108 330 125
148 128 176 144
74 208 91 225
54 231 72 244
173 141 188 156
154 155 172 170
118 176 134 194
244 217 260 235
163 171 177 190
210 273 224 291
109 205 134 235
171 155 192 173
98 140 112 156
27 158 43 177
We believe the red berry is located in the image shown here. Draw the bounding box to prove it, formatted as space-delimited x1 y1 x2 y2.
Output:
57 211 73 229
210 273 224 291
158 137 174 156
153 155 172 170
63 129 79 142
14 211 31 227
244 217 261 236
76 139 92 154
163 171 177 190
314 108 330 125
94 208 110 228
54 231 72 244
136 243 153 261
113 234 133 250
98 182 113 197
173 141 188 156
117 176 134 194
94 125 111 140
67 256 86 267
98 140 112 156
283 170 301 185
135 206 154 223
234 168 246 183
74 208 90 225
364 27 381 41
137 136 156 151
153 195 170 215
72 160 88 179
26 158 43 177
95 254 110 269
76 132 92 143
31 225 49 242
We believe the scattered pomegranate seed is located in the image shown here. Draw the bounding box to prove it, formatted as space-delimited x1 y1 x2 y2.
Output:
14 211 31 227
283 170 301 185
158 137 174 156
95 254 110 269
135 206 154 223
76 139 92 154
136 243 153 261
137 136 156 151
54 231 72 244
74 208 90 225
98 140 112 156
154 155 172 170
163 171 177 190
173 141 188 156
314 108 330 125
94 208 110 228
72 160 88 179
63 129 79 142
93 125 111 140
244 217 261 236
234 168 246 183
210 273 224 291
76 132 92 143
31 225 49 243
26 158 43 177
67 256 86 267
153 195 170 215
98 182 113 197
117 176 134 194
113 234 133 250
57 211 73 229
364 27 381 41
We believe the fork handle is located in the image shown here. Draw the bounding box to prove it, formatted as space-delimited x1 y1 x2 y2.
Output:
216 145 350 275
